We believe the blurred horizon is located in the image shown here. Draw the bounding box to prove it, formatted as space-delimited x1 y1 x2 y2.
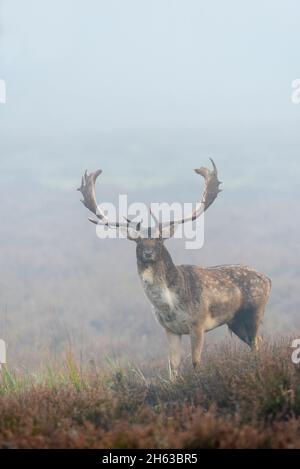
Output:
0 1 299 368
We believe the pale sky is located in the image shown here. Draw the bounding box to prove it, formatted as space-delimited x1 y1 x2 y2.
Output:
1 0 299 138
0 0 299 196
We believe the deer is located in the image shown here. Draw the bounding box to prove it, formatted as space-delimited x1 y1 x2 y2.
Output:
78 160 271 379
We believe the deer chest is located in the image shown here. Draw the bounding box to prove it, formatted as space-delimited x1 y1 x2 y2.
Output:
141 269 190 334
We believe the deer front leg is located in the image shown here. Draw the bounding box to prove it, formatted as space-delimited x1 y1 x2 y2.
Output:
165 330 182 380
190 325 205 371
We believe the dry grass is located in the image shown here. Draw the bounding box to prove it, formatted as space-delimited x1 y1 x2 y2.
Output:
0 338 300 448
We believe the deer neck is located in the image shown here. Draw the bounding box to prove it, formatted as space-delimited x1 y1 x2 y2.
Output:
137 245 178 288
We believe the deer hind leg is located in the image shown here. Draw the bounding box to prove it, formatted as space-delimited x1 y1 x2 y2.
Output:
228 305 264 350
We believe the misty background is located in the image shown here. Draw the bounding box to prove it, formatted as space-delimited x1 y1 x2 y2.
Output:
0 0 299 368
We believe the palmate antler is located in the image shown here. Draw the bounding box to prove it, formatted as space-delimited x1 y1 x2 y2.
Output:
78 159 221 239
77 170 140 232
152 158 222 237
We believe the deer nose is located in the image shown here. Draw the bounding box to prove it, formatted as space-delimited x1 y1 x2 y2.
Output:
144 250 153 259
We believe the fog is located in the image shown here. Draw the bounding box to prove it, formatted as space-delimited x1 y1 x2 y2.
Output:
0 1 299 368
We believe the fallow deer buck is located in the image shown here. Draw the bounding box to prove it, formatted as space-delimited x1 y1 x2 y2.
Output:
78 160 271 379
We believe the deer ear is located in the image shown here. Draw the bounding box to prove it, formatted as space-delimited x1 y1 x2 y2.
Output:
127 227 141 242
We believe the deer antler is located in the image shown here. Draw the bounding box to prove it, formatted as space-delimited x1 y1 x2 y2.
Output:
77 170 140 231
154 158 222 237
78 160 221 239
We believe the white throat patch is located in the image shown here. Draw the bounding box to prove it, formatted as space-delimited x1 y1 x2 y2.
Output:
141 267 154 285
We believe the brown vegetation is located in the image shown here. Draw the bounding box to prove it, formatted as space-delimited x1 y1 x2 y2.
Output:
1 339 300 449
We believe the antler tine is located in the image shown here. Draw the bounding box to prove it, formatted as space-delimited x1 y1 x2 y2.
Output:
149 208 159 226
209 157 217 173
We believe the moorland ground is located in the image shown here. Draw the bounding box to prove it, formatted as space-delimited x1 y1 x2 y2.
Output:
1 338 300 449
